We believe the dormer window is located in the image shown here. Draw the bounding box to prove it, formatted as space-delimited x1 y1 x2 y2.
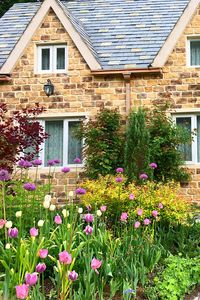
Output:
37 44 67 73
188 39 200 67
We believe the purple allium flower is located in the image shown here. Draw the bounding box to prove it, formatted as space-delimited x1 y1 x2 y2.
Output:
30 227 38 237
54 215 62 225
59 251 72 265
152 210 158 218
149 162 158 169
23 183 36 191
85 213 94 223
17 159 32 168
68 270 78 281
39 249 48 259
61 167 70 173
144 218 151 225
54 159 60 164
139 173 148 180
74 157 81 164
134 221 141 229
16 284 29 299
8 227 18 238
0 169 10 181
47 159 56 166
115 177 123 183
116 167 124 173
36 263 46 273
158 203 163 209
120 212 128 222
25 272 38 286
84 225 93 235
75 187 86 195
137 209 143 216
32 159 42 167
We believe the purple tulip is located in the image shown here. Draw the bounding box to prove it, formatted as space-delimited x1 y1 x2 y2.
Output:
85 213 94 223
8 227 18 238
116 167 124 173
149 162 157 169
84 225 93 235
23 183 36 191
36 263 46 273
139 173 148 180
30 227 38 237
68 270 78 281
25 272 38 286
115 177 123 183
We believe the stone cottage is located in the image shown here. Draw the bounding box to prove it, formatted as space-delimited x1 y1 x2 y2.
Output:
0 0 200 202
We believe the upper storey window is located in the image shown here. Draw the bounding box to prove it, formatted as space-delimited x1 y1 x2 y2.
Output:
37 45 67 73
188 39 200 67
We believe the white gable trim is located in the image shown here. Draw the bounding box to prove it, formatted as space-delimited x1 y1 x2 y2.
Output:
0 0 101 74
152 0 200 68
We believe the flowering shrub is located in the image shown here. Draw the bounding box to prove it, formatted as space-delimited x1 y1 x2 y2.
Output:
80 175 190 225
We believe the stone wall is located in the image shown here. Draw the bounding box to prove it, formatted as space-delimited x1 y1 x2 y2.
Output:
1 7 200 203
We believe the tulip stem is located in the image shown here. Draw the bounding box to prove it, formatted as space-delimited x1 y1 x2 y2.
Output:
2 183 7 241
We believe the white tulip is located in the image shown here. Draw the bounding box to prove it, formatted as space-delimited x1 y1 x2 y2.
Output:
44 195 51 202
62 209 69 218
5 221 12 228
96 210 102 217
49 204 56 211
15 211 22 218
38 220 45 227
78 207 83 214
69 191 74 197
43 200 50 209
5 243 11 249
67 223 71 229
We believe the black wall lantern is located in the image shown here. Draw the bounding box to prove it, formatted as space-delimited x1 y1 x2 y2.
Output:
44 79 54 97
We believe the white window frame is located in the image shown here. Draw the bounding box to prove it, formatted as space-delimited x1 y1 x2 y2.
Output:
187 37 200 68
173 114 198 164
38 118 84 167
37 44 67 74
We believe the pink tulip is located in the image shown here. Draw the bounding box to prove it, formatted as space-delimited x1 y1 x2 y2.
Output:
144 218 151 225
129 193 135 200
15 284 29 299
91 258 102 274
36 263 46 273
100 205 107 212
85 213 94 223
120 212 128 222
25 272 38 286
152 210 158 218
137 209 143 216
59 250 72 265
30 227 38 237
54 215 62 225
84 225 93 235
134 221 141 229
39 249 48 259
68 270 78 281
158 203 163 209
0 219 6 229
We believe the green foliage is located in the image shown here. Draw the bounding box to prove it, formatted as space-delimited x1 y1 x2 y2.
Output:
146 255 200 300
80 109 124 179
124 108 150 182
147 105 191 182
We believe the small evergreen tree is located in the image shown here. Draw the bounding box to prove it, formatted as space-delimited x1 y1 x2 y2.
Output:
80 109 124 179
124 108 150 182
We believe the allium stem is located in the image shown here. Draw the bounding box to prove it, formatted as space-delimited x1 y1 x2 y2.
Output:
2 183 7 240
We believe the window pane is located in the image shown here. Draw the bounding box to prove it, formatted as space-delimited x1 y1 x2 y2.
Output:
41 48 50 70
176 117 192 161
190 41 200 66
57 48 65 70
45 121 63 166
68 121 82 164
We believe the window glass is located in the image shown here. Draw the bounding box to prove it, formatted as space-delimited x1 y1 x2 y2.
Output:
190 40 200 66
44 121 63 166
57 48 65 70
176 117 192 161
41 48 50 70
68 121 82 164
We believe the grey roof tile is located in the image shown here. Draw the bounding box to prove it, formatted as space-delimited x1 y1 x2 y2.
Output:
0 0 191 70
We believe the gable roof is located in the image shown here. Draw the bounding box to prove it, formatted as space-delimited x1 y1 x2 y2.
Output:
0 0 198 73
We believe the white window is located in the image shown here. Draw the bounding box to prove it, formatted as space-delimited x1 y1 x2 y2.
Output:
174 115 200 164
38 118 83 167
187 38 200 67
37 45 67 73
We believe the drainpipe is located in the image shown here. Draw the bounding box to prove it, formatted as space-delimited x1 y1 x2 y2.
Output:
123 73 131 116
